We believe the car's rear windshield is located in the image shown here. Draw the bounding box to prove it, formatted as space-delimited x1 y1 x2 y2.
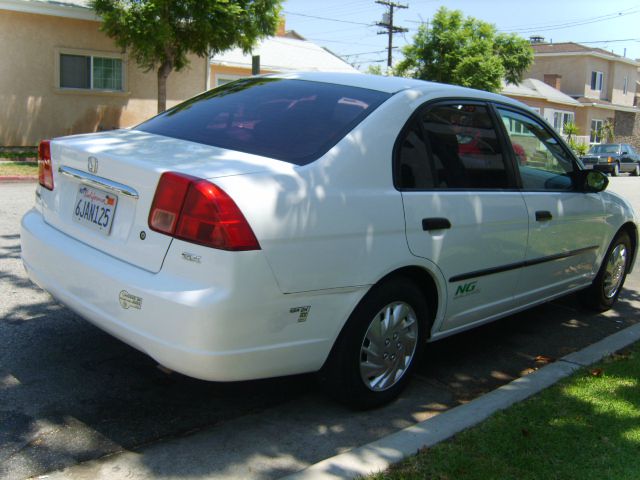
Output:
135 78 391 165
589 144 620 154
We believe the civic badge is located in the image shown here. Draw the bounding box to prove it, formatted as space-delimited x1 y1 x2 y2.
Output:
88 156 99 174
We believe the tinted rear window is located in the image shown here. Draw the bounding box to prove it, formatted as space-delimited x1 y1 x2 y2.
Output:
135 78 390 165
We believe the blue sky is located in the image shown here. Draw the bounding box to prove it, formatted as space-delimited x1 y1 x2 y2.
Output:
282 0 640 70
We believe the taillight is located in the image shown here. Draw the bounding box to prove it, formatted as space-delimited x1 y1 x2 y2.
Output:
149 172 260 251
38 140 54 190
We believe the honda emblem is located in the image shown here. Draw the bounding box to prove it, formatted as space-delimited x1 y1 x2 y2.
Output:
88 156 98 174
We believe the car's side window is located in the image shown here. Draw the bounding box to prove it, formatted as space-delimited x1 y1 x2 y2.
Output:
397 118 434 189
498 108 575 191
396 103 510 189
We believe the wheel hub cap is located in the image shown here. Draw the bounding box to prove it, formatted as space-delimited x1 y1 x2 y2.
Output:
359 302 418 392
604 244 627 299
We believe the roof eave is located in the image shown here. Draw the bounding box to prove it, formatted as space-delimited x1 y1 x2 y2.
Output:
582 102 639 113
0 0 98 21
535 51 640 67
504 92 583 108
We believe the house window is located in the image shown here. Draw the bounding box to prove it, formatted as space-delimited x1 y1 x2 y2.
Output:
502 116 534 136
59 53 124 91
623 76 629 95
590 71 603 91
552 111 574 136
590 119 603 144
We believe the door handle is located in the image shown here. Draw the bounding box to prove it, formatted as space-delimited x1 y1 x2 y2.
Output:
422 217 452 231
535 210 553 222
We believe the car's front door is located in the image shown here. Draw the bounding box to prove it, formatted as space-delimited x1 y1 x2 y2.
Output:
397 101 529 331
621 144 640 169
496 107 608 304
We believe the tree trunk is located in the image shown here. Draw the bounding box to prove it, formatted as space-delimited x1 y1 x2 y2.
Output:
157 60 173 113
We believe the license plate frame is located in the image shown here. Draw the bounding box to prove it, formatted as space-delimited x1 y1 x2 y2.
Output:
73 185 118 235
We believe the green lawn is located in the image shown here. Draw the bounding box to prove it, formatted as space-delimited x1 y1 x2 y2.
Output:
0 161 38 177
367 343 640 480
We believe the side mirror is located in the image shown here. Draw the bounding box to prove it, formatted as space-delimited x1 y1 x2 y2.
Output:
622 151 629 155
579 169 608 193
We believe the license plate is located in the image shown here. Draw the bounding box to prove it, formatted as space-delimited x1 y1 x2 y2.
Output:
73 185 118 235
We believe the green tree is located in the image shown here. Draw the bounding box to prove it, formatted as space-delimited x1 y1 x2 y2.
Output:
395 8 533 92
598 120 615 144
563 121 579 143
366 64 384 75
91 0 282 113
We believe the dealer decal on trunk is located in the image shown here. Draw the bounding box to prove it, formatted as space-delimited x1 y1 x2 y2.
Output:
119 290 143 310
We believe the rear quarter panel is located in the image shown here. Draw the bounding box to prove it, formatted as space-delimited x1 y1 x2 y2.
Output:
213 90 435 294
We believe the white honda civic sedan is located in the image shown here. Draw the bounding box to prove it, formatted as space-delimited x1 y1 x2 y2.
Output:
21 73 638 408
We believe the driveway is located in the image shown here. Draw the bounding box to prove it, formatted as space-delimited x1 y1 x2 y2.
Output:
1 178 639 480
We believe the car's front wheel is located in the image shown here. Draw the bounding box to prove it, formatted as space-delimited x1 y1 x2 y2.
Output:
612 163 620 177
582 231 632 312
319 277 428 409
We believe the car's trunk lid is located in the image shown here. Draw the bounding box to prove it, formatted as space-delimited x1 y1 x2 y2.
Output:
41 129 285 273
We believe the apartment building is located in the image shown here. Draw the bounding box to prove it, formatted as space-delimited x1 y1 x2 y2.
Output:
525 42 639 146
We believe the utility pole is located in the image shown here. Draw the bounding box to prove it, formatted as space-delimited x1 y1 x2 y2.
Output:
375 1 408 68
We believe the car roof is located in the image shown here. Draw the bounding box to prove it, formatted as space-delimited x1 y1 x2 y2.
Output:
269 71 531 109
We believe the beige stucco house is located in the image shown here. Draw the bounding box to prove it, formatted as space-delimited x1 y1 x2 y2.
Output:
525 42 639 147
502 77 584 141
0 0 209 146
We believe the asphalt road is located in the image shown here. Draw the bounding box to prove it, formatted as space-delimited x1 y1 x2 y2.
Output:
1 178 639 480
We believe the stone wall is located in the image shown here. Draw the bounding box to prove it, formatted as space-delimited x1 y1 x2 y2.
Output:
615 111 640 149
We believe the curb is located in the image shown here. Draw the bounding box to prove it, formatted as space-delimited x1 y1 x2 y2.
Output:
281 322 640 480
0 175 38 183
0 176 37 183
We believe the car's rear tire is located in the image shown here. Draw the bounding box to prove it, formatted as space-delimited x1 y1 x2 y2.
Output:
632 164 640 177
581 231 632 312
319 277 428 409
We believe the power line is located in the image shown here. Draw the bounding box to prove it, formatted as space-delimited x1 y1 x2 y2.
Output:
283 11 373 26
503 8 640 33
499 5 640 30
305 37 382 47
575 38 640 44
342 49 389 56
375 1 409 67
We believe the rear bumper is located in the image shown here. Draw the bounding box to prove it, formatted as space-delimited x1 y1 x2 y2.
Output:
21 209 351 381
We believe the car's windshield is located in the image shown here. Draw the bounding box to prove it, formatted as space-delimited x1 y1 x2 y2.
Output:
588 144 620 154
135 78 391 165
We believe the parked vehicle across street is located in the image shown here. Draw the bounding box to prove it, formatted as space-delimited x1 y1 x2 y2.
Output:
21 73 639 409
580 143 640 176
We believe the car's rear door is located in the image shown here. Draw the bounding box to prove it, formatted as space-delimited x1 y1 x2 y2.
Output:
397 100 529 331
495 106 607 304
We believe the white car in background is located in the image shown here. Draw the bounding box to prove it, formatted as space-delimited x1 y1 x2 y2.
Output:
21 73 638 408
